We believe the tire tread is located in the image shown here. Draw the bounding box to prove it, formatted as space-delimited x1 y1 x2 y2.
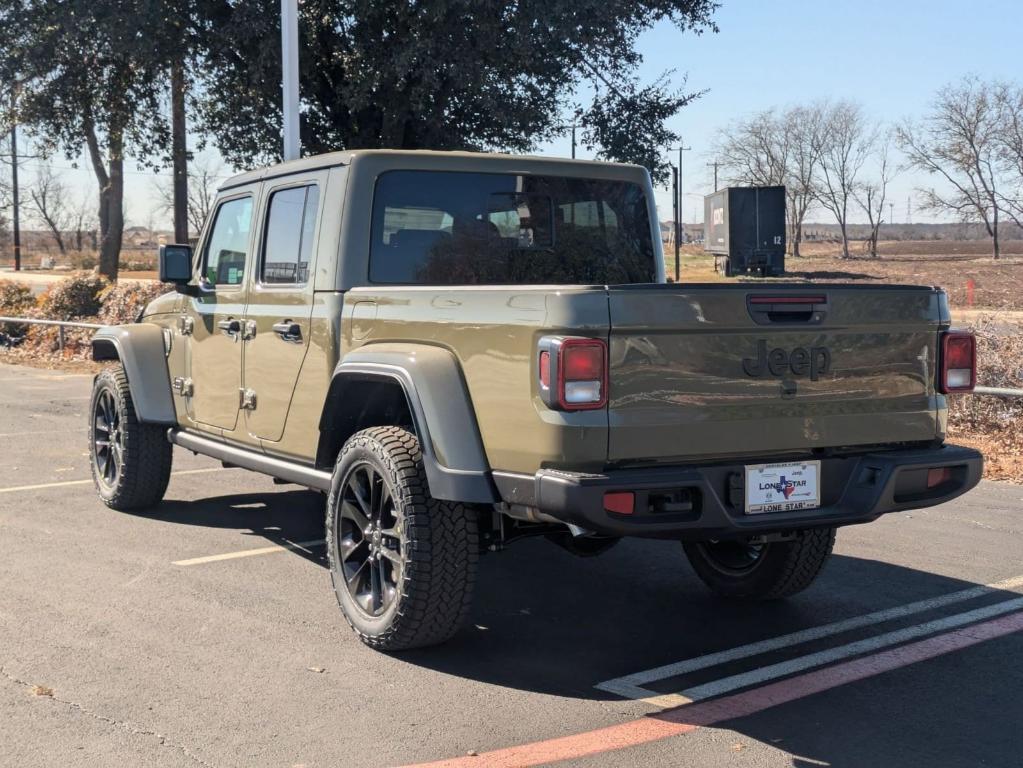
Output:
325 426 478 651
90 366 173 510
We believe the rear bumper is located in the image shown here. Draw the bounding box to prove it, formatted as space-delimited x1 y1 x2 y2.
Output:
494 444 983 540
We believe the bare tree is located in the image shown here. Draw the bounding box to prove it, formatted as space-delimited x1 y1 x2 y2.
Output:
853 131 895 258
71 191 97 251
28 160 73 254
716 105 826 258
897 77 1003 259
815 102 874 259
782 104 826 258
994 81 1023 229
154 156 220 238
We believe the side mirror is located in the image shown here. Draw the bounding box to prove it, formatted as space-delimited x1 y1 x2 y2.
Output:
159 244 194 290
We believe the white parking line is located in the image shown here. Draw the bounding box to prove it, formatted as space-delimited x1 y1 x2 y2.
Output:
0 467 228 495
596 573 1023 706
673 596 1023 706
0 428 87 438
0 396 94 405
172 538 326 566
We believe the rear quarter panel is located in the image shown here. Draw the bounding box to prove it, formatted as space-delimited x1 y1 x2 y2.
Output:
341 286 609 474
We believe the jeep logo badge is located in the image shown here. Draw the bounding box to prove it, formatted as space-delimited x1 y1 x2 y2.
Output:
742 340 831 381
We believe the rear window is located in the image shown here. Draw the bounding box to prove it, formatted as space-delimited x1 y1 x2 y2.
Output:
369 170 656 285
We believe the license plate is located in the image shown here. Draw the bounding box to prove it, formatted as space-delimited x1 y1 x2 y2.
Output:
744 461 821 514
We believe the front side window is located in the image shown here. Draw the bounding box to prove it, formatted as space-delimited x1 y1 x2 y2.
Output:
202 196 253 287
261 185 320 284
369 170 656 285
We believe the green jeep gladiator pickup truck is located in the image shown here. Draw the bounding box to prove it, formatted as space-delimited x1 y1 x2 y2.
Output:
88 150 983 650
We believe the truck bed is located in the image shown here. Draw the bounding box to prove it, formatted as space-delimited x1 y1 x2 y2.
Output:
343 282 949 475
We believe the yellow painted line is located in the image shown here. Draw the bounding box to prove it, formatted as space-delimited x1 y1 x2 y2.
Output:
172 538 326 566
0 467 227 495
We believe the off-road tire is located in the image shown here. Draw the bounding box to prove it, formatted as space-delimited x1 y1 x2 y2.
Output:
89 365 173 510
326 426 478 651
683 528 836 599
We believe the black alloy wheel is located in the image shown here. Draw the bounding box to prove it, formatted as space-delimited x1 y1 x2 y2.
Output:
694 539 766 575
337 462 404 617
93 388 124 489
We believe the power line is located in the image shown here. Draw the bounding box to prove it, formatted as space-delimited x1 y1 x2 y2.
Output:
12 159 230 179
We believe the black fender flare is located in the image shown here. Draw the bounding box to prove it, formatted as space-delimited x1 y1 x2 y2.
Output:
91 324 177 424
321 344 497 503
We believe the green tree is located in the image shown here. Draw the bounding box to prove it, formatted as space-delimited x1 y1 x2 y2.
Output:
196 0 717 184
0 1 193 280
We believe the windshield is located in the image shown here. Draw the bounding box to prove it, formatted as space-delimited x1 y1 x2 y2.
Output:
369 170 657 285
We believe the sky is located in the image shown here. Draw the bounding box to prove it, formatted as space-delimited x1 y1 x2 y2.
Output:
12 0 1023 230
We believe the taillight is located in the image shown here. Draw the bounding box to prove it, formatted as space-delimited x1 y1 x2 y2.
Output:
939 331 976 393
538 350 551 390
537 336 608 410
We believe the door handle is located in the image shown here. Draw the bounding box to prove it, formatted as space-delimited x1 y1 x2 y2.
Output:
218 318 241 337
272 320 302 343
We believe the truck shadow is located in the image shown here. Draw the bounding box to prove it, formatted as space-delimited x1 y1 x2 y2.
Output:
132 489 329 568
138 489 1022 767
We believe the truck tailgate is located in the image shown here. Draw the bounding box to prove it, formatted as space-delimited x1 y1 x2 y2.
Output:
607 284 945 464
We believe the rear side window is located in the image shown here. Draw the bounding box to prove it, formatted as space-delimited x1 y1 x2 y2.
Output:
369 170 656 285
261 185 320 284
202 196 253 287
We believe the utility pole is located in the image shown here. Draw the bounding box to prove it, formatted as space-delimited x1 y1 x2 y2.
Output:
674 144 691 275
9 110 21 272
170 59 189 244
672 164 679 282
571 124 576 159
281 0 300 161
888 202 894 226
706 161 720 192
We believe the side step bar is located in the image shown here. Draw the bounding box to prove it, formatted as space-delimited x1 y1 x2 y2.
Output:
168 429 332 491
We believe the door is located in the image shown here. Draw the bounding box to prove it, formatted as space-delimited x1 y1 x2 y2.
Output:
242 181 321 442
185 193 255 432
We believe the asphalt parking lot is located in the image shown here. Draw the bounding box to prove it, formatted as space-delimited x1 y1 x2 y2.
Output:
2 361 1022 768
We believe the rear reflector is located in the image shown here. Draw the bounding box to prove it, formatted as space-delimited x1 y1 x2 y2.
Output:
939 331 976 393
604 491 634 515
927 467 953 488
537 336 608 411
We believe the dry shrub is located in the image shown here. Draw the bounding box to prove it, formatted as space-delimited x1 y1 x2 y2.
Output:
947 316 1023 480
38 273 109 319
98 281 172 325
0 281 36 335
121 256 158 272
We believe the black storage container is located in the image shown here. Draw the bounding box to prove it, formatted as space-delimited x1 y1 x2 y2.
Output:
704 186 786 277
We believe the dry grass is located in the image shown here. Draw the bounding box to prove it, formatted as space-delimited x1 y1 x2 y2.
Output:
947 315 1023 482
673 240 1023 311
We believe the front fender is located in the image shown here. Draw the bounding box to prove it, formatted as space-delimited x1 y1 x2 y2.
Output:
91 324 176 424
330 343 497 503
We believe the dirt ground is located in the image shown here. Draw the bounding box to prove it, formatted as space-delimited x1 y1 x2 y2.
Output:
674 240 1023 312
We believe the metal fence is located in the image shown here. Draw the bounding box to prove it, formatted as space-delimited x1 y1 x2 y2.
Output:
0 316 106 352
974 386 1023 399
1 314 1023 399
